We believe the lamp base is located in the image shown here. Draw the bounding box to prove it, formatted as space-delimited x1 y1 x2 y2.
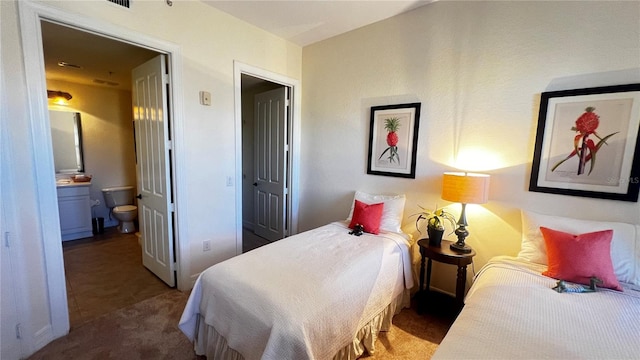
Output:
452 222 472 253
450 242 473 253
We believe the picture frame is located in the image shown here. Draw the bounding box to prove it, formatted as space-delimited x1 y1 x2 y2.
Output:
367 102 421 178
529 83 640 202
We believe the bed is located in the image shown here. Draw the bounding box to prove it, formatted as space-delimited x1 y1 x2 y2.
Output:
434 210 640 359
179 192 414 360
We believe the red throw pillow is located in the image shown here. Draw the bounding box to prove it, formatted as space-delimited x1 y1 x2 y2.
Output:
349 200 384 234
540 227 621 291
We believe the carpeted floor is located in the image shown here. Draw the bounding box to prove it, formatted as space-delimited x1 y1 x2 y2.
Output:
29 290 453 359
364 298 454 359
28 290 199 360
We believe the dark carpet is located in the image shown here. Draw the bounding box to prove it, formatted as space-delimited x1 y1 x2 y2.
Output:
29 290 452 359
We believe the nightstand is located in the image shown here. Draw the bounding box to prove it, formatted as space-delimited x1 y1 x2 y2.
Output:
418 238 476 310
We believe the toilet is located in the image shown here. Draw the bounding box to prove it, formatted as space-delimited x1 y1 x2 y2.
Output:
101 186 138 233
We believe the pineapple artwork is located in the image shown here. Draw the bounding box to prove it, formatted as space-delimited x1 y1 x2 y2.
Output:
551 106 619 176
378 117 401 163
368 103 420 178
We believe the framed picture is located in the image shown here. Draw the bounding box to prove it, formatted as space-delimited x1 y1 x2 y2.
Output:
367 102 421 178
529 83 640 202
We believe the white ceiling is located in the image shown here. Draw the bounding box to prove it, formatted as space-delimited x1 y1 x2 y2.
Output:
42 1 433 91
202 0 433 46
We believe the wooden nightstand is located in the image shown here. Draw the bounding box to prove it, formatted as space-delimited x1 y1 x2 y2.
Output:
418 238 476 310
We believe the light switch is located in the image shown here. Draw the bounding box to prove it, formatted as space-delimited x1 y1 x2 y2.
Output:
200 91 211 106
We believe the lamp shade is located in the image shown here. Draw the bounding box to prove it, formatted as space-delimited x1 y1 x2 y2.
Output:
441 172 490 204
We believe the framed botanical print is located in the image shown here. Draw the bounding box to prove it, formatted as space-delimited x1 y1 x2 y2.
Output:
367 103 421 178
529 84 640 201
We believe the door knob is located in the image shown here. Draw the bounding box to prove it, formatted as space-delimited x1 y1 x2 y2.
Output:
253 182 258 187
136 194 142 199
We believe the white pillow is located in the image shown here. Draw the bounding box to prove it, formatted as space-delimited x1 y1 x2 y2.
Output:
519 209 638 285
346 191 406 234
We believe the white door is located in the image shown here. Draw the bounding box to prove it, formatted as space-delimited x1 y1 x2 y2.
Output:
132 55 175 287
254 87 288 241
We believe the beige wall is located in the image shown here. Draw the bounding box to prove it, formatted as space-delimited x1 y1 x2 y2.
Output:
30 0 301 272
2 0 301 355
301 1 640 293
4 0 639 355
48 79 136 227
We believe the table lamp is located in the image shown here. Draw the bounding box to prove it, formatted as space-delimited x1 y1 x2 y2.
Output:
441 172 490 253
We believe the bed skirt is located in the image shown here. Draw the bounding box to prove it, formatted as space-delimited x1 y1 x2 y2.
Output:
193 289 410 360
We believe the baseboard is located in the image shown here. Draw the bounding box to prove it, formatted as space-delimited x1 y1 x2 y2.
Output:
33 324 53 354
429 286 456 298
187 273 200 290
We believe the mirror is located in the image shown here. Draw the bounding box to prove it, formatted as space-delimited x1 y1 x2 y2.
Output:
49 110 84 173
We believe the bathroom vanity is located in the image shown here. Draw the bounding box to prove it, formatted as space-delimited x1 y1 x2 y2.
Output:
51 109 92 241
56 181 93 241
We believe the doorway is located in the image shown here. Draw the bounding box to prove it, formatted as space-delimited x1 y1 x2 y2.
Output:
40 19 178 330
235 63 301 254
240 75 288 251
237 64 301 254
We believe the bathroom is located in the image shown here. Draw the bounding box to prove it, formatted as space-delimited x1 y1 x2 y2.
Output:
49 79 139 234
44 19 159 235
45 22 173 327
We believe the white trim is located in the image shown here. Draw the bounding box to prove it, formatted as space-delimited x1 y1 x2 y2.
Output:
233 61 301 255
166 52 190 292
1 99 30 358
18 1 69 341
17 2 190 350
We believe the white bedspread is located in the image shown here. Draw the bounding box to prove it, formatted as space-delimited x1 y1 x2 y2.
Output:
179 222 413 360
434 256 640 359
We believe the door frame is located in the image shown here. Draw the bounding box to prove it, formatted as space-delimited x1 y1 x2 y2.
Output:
18 0 189 341
233 61 301 254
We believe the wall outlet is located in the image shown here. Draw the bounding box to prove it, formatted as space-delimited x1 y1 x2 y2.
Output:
203 240 211 252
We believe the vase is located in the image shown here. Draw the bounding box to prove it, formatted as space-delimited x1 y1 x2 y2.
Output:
427 226 444 246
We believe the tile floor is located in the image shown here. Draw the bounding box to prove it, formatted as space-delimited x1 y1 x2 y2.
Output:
63 227 172 329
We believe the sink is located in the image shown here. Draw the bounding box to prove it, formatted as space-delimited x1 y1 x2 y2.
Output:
56 178 91 187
